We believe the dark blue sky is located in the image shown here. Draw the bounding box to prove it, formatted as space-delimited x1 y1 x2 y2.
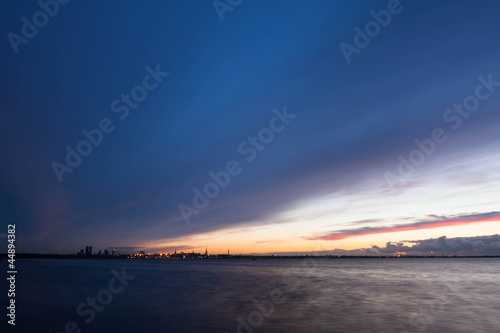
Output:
1 0 500 254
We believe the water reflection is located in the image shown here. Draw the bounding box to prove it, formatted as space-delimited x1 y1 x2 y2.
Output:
14 258 500 332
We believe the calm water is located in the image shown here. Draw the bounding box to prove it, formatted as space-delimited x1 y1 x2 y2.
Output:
9 258 500 332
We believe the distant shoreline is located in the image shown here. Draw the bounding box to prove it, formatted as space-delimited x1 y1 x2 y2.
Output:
1 253 499 260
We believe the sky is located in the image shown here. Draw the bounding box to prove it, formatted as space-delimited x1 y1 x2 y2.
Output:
1 0 500 255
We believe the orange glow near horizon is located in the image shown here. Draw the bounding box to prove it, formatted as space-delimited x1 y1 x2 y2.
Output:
140 220 500 255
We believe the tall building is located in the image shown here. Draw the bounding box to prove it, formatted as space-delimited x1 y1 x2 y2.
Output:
84 246 93 256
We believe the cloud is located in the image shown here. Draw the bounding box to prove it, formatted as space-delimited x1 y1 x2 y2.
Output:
367 234 500 256
256 234 500 256
307 212 500 241
346 218 384 225
396 234 500 255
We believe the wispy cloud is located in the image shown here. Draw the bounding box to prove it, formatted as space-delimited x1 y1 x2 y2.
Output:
346 218 384 225
307 212 500 241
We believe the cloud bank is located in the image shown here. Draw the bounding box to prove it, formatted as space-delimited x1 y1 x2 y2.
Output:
307 212 500 241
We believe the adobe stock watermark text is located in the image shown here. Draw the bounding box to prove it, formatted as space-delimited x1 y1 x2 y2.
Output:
51 64 169 183
178 106 297 224
384 74 499 189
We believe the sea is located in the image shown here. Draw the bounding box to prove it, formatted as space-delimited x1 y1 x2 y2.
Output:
8 258 500 332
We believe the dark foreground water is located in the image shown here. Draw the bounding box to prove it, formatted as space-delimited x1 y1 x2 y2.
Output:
6 258 500 332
